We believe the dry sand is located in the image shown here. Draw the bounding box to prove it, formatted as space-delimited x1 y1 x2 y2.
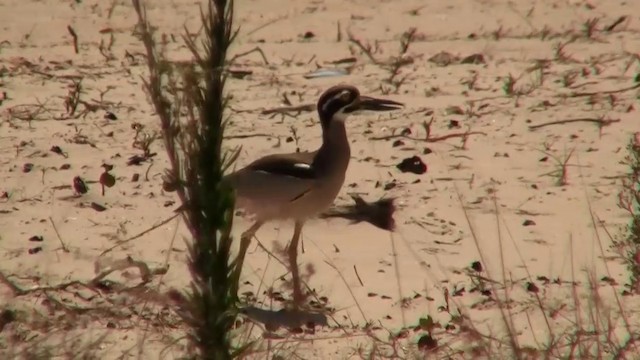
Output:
1 0 640 358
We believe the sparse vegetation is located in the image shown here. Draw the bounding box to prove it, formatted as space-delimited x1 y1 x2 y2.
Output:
132 0 241 357
613 135 640 294
347 27 419 93
582 17 601 40
501 66 544 105
538 146 575 186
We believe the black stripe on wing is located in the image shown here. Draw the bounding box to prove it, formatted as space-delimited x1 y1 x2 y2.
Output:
249 158 317 179
289 188 312 203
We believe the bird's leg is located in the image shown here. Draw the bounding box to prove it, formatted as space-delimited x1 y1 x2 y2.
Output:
231 220 264 299
288 220 305 306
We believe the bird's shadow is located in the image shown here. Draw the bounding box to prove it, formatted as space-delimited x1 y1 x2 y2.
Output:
319 194 396 231
240 305 330 332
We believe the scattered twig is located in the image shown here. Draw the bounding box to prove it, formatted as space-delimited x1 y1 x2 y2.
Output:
225 133 273 139
260 103 315 116
0 257 167 297
94 256 169 283
28 69 84 81
567 83 640 98
99 213 180 256
228 46 269 65
604 16 627 32
67 25 79 54
49 216 69 252
354 265 364 286
106 0 119 19
529 117 620 130
144 162 153 181
0 272 85 297
247 15 287 36
370 119 486 145
98 33 116 61
7 101 51 121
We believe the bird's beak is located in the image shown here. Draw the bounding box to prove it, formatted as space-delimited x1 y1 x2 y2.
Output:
356 95 404 111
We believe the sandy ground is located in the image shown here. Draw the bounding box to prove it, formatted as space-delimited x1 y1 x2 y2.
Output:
2 0 640 358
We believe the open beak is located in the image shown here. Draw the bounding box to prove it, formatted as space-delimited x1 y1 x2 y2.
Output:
357 95 404 112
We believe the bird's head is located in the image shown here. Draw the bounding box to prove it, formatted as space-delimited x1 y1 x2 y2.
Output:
316 85 404 129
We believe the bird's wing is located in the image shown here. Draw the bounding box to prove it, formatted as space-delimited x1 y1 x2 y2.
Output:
247 151 318 180
225 151 319 205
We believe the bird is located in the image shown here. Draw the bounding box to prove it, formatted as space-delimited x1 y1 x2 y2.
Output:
225 84 403 306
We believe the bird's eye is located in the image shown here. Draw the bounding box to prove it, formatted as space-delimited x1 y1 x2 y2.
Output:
339 91 351 102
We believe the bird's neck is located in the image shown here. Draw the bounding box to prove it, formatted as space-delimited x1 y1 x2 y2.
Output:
314 120 351 177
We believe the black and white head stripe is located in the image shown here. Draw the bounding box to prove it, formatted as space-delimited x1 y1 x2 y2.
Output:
316 85 359 127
